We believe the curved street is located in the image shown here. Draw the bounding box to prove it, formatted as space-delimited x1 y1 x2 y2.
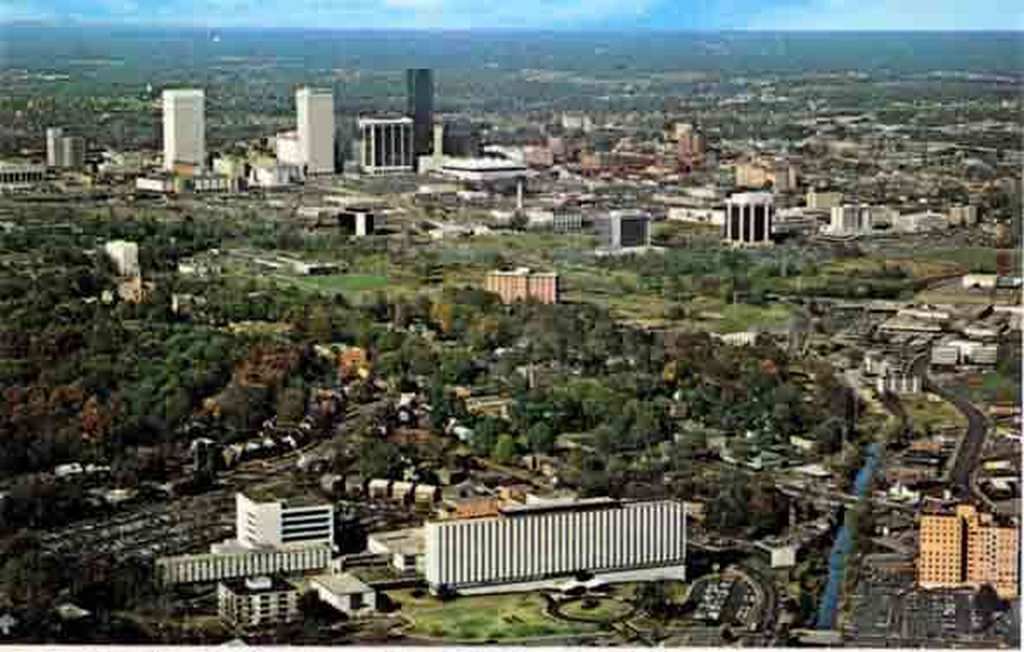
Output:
913 353 990 499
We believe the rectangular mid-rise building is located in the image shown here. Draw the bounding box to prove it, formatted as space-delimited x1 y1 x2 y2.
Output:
425 498 686 594
236 491 334 550
358 117 414 175
597 210 652 249
485 268 559 305
218 575 299 631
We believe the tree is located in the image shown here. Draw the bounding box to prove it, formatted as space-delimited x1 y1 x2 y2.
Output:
356 439 402 479
471 416 503 456
307 305 333 343
492 434 517 463
276 387 306 425
526 422 556 454
635 581 674 619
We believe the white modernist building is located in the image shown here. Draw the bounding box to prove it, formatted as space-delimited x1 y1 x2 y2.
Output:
46 127 63 167
274 131 302 167
424 497 687 594
236 491 334 549
155 491 335 585
104 240 140 277
0 162 45 192
162 89 205 171
158 544 331 585
723 191 774 246
828 204 873 236
297 87 335 175
358 116 415 174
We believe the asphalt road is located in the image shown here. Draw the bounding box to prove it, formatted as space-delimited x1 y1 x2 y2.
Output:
912 352 989 499
931 381 989 499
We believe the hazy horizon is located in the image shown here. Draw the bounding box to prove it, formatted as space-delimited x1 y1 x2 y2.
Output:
1 0 1022 31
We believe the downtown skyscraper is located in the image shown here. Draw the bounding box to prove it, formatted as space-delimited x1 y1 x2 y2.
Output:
406 68 434 160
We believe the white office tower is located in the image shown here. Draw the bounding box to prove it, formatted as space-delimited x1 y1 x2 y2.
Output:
297 87 335 175
425 498 687 594
235 492 334 550
162 89 205 171
46 127 63 168
723 191 774 246
829 204 873 235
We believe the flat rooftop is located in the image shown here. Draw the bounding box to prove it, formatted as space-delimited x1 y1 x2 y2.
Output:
488 267 558 277
499 496 622 517
366 527 425 554
310 572 372 596
220 575 295 595
440 157 527 172
241 486 332 509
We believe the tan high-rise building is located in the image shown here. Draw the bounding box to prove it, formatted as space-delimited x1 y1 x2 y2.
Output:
297 87 335 175
485 268 559 305
918 504 1019 598
162 89 205 172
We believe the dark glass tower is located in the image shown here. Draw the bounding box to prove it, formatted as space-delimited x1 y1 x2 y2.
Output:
406 68 434 158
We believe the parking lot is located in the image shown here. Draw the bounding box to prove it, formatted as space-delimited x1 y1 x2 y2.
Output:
901 590 979 641
691 574 758 628
848 580 1000 646
39 492 235 562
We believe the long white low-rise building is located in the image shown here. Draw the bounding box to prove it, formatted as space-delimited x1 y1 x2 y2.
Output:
424 497 686 594
157 543 331 585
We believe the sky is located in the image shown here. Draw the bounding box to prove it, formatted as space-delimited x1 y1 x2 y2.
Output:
1 0 1021 31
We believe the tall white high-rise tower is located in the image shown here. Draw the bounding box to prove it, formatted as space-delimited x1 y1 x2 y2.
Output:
162 89 205 172
296 87 335 175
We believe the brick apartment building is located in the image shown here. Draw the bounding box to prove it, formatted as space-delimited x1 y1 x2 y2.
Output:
918 504 1019 598
484 268 559 305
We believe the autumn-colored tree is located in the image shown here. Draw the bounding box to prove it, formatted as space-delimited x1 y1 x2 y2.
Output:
80 395 112 441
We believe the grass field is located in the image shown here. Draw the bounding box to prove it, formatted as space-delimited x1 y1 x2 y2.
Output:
391 590 598 641
282 273 391 295
901 247 1009 274
902 393 968 434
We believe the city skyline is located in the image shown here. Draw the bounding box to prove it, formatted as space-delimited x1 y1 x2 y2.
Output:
1 0 1021 31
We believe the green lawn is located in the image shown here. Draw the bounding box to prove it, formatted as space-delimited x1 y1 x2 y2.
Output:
284 273 390 295
903 247 1008 274
391 590 598 641
902 393 967 433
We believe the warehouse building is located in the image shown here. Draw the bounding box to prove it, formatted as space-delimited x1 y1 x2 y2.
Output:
424 497 686 595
